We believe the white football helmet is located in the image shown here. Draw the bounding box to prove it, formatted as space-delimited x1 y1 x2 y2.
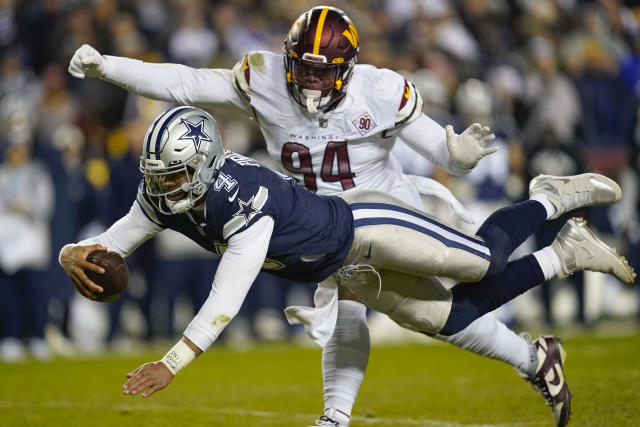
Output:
139 106 225 214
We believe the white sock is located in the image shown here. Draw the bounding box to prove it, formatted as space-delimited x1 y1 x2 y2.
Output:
530 194 557 219
323 300 370 427
436 313 537 376
533 246 563 281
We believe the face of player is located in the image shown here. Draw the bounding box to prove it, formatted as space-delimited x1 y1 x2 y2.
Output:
295 61 336 92
161 170 191 201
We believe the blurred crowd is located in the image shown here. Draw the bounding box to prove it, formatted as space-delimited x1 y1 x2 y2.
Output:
1 0 639 362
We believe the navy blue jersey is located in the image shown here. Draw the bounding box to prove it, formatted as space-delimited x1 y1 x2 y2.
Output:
137 153 354 282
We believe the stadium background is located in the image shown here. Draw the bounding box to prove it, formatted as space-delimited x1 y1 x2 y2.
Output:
0 0 639 421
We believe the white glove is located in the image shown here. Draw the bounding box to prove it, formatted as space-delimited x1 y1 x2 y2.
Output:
68 44 108 79
446 123 497 170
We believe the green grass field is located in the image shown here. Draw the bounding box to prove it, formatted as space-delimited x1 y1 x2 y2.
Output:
1 329 639 427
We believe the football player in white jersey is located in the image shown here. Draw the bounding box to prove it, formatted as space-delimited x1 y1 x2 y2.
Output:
67 6 579 427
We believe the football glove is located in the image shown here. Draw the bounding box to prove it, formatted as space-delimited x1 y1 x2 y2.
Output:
68 44 108 79
446 123 497 170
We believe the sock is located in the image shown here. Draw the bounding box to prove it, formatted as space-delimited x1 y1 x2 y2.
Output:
477 200 548 277
441 254 547 335
533 246 563 280
436 313 535 375
323 300 370 426
530 194 557 219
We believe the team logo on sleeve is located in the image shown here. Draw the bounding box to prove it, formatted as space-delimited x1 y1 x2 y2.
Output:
222 186 269 239
352 112 377 136
234 196 262 224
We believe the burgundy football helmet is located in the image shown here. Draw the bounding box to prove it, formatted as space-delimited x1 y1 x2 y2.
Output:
283 6 359 113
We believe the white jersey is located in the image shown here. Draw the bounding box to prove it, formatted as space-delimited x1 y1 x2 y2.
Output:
237 51 422 205
104 51 468 212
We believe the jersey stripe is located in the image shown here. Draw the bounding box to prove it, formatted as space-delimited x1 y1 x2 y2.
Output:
243 55 251 85
350 202 490 258
399 79 410 110
313 8 329 55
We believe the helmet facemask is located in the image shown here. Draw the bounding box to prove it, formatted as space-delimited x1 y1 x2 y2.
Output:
142 152 208 214
285 54 354 113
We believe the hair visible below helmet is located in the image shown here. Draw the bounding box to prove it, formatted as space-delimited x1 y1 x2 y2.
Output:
139 106 225 214
283 6 359 113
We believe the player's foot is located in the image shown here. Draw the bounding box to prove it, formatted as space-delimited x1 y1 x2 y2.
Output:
552 217 636 284
308 415 341 426
0 338 27 363
519 335 571 427
529 173 621 219
309 408 347 426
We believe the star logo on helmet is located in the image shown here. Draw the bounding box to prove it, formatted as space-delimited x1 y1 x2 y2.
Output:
178 118 212 152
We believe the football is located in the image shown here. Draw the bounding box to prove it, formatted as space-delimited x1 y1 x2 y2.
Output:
85 250 129 302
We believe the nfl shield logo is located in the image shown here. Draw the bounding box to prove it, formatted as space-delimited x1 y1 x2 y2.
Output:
352 112 377 136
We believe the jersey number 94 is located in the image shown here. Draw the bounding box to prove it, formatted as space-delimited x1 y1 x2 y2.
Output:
281 141 355 192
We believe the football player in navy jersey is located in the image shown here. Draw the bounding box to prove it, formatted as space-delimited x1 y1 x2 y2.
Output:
60 107 633 427
67 6 525 427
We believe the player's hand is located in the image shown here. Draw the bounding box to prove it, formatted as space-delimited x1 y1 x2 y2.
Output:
59 244 107 299
68 44 108 79
123 361 174 398
446 123 497 170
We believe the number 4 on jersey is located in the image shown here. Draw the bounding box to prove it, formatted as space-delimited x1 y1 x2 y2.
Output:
281 141 355 192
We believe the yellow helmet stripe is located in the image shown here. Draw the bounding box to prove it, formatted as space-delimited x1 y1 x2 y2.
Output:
343 23 359 48
313 7 329 55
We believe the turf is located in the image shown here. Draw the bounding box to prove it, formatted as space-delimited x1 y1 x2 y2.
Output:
1 330 639 426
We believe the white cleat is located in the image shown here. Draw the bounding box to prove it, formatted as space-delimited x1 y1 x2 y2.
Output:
529 173 622 219
309 416 341 426
552 217 636 284
309 409 346 426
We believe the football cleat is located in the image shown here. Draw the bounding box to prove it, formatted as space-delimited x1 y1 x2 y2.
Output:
552 217 636 284
529 173 621 219
519 335 572 427
309 415 341 426
309 408 346 426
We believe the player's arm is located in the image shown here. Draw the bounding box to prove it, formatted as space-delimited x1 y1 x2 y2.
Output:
59 200 162 300
392 81 496 175
122 216 274 398
68 44 249 110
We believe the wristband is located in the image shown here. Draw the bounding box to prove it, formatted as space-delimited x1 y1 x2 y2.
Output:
160 340 197 375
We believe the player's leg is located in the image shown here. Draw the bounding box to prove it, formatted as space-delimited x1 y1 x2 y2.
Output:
347 201 492 282
337 268 566 427
315 287 369 427
440 218 635 335
435 314 536 375
474 172 622 277
344 173 622 283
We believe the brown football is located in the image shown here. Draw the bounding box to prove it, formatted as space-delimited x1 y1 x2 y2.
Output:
85 250 129 302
